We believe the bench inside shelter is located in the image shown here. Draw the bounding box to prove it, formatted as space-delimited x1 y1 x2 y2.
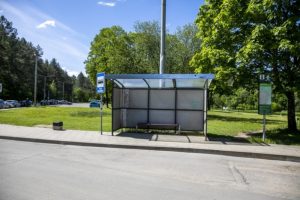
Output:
136 123 180 134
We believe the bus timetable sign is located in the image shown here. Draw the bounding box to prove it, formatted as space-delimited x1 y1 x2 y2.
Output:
96 72 105 94
259 82 272 114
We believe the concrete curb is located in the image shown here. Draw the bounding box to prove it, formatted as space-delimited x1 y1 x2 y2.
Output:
1 135 300 163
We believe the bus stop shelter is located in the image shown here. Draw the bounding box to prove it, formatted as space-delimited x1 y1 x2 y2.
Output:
105 74 214 138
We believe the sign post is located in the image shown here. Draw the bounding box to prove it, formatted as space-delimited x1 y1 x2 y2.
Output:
258 76 272 141
96 72 105 135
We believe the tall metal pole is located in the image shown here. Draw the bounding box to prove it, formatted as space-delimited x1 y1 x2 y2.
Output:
43 76 46 100
262 114 266 141
100 94 103 135
62 82 65 100
34 53 38 106
159 0 166 74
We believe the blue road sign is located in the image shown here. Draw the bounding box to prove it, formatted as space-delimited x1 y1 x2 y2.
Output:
96 72 105 94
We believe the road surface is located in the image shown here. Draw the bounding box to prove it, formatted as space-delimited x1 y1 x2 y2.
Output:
0 139 299 200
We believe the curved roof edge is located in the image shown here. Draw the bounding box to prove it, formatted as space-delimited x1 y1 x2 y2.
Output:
105 74 215 80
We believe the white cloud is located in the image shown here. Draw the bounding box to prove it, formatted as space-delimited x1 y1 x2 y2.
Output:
62 67 80 77
0 1 89 74
36 20 56 29
0 9 3 13
98 1 116 7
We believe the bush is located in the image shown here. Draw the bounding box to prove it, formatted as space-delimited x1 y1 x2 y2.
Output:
272 102 282 112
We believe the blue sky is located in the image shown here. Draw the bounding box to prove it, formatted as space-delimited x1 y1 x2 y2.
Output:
0 0 204 76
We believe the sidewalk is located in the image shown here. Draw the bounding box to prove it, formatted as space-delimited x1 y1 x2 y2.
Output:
0 124 300 162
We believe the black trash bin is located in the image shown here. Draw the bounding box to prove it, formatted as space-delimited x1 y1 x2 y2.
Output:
53 121 63 130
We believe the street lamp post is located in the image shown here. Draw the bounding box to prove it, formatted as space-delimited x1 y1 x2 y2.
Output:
62 82 65 100
159 0 166 74
34 53 38 106
43 76 46 100
41 75 55 100
55 80 65 100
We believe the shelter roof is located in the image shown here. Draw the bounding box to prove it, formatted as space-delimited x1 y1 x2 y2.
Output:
105 74 214 89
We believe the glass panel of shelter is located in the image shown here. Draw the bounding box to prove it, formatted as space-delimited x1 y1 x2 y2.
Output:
117 79 148 88
176 79 207 88
145 79 174 88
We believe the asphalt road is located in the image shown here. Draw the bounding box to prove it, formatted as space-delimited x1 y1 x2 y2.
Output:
0 139 299 200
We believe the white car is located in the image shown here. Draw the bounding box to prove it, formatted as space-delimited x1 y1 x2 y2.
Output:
5 100 21 107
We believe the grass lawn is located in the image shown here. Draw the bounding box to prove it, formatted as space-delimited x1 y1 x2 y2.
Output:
208 110 288 136
208 110 300 145
0 106 299 144
0 106 112 131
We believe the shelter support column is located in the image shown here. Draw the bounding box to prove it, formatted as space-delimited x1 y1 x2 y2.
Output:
204 80 208 140
111 81 114 136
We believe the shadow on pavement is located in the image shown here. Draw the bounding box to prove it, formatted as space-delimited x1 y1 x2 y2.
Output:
116 132 205 143
116 131 266 145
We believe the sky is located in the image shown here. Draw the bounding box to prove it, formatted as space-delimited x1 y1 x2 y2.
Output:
0 0 205 76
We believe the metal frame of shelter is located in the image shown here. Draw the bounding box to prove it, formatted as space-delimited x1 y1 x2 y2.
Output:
105 74 214 138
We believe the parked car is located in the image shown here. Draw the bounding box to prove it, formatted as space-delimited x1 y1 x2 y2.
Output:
4 100 14 108
20 99 32 107
48 99 58 105
3 101 10 109
61 100 72 105
40 100 48 106
89 100 101 108
5 100 20 107
0 99 4 109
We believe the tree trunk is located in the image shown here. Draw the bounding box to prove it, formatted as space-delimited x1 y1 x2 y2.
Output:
208 89 211 110
286 91 297 131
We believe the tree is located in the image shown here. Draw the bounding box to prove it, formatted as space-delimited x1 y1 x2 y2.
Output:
49 80 57 99
72 72 95 102
130 21 160 73
0 15 74 101
76 72 85 88
174 23 201 73
85 26 134 84
191 0 300 131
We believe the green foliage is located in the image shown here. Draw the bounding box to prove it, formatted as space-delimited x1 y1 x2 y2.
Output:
131 21 160 73
167 23 200 73
85 21 201 81
0 107 111 131
72 72 95 102
0 15 75 101
85 26 134 85
192 0 300 130
211 88 257 110
49 80 57 98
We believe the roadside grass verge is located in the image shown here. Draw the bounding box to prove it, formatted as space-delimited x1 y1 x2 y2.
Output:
207 110 287 136
249 129 300 145
0 107 111 131
208 110 300 145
